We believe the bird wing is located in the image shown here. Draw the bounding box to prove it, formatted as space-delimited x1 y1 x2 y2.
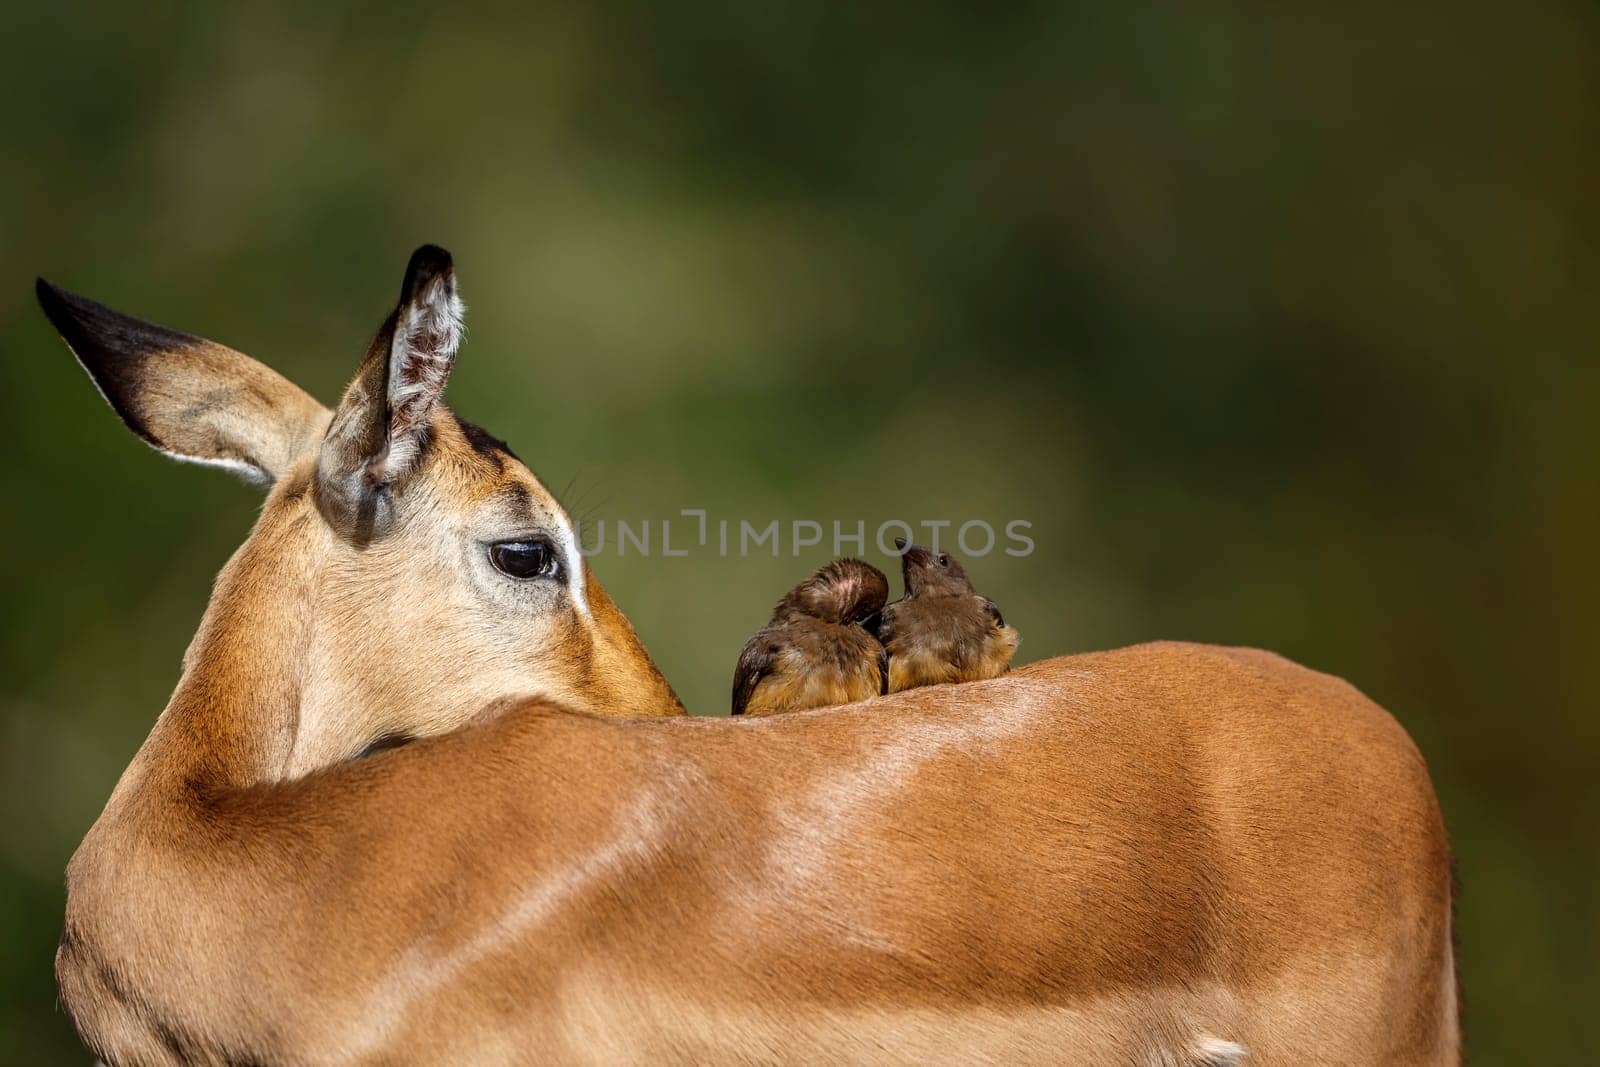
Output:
731 634 779 716
979 596 1006 629
875 601 904 694
876 600 901 647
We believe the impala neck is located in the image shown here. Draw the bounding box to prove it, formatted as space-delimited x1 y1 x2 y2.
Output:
138 493 321 795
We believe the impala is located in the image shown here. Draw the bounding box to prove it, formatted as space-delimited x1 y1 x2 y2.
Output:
41 248 1458 1065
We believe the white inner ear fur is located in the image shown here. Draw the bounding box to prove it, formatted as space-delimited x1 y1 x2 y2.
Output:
157 446 272 485
370 276 465 483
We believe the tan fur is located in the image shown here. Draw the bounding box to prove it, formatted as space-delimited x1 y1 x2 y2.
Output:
58 641 1458 1065
43 256 1457 1065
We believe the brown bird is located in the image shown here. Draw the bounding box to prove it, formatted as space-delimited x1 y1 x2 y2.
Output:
731 558 890 717
878 538 1019 693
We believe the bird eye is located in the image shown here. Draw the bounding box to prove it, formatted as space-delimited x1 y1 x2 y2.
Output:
937 553 949 567
489 539 561 581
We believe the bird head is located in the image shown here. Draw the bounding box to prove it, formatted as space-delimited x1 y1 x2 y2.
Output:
894 537 974 597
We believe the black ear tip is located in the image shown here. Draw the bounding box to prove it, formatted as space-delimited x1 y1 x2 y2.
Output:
35 277 87 338
401 244 455 302
36 277 67 318
34 279 202 365
410 243 452 268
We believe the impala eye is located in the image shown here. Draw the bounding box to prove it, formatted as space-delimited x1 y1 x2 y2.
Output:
489 539 561 580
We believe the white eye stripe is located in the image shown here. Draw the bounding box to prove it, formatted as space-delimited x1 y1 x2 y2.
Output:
555 514 589 617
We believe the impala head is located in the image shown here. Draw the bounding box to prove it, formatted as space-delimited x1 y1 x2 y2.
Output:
38 246 683 779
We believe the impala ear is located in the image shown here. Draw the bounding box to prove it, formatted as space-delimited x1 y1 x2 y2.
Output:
36 279 329 484
317 245 463 520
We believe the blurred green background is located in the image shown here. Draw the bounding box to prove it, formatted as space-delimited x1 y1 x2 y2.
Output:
2 3 1596 1062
